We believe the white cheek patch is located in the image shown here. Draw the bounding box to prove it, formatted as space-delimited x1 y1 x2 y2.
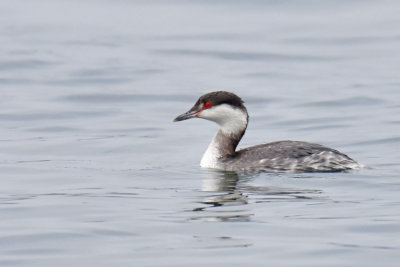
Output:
199 104 247 136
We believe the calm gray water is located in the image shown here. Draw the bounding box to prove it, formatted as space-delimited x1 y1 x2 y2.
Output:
1 0 400 266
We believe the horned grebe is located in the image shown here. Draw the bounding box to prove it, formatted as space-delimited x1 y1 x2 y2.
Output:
173 91 361 172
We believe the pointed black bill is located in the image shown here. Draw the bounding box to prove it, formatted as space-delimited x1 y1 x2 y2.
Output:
173 110 198 122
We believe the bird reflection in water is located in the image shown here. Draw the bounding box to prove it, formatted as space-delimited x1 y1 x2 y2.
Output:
192 170 251 222
191 170 322 222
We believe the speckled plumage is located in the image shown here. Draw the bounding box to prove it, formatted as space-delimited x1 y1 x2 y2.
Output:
220 140 360 172
174 91 361 173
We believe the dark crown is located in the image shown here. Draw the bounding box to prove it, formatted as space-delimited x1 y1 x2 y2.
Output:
195 91 245 109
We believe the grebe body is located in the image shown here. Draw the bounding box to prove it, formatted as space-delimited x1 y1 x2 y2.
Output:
173 91 361 172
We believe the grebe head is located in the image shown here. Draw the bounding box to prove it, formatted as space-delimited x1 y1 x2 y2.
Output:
173 91 248 136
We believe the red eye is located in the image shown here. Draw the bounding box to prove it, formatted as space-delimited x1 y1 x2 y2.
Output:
204 102 213 109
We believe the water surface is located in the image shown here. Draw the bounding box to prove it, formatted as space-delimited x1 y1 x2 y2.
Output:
1 0 400 266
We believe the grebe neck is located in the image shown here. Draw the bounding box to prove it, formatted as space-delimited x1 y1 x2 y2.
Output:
200 107 248 168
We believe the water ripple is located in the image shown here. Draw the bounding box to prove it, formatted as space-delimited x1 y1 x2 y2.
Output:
155 49 340 62
0 59 56 70
60 93 195 103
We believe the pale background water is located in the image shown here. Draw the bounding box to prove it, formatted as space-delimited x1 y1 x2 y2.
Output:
1 0 400 266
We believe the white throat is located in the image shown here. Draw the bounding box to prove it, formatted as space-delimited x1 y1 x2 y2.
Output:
200 132 223 169
199 104 248 169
